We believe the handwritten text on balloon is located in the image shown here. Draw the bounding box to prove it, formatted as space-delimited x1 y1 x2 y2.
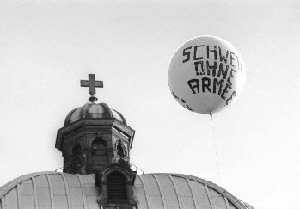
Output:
182 45 242 105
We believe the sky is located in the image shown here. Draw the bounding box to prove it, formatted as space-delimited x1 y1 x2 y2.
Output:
0 0 299 208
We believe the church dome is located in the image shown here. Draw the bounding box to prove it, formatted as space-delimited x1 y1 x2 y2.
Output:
64 102 127 126
0 171 252 209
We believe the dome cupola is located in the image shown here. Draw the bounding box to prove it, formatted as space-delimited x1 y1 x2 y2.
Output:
55 74 135 177
64 102 127 126
64 73 127 126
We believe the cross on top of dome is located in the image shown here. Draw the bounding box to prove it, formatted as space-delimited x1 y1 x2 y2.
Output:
80 74 103 102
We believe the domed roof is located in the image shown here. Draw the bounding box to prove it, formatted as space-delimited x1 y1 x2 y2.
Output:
0 172 253 209
64 102 127 126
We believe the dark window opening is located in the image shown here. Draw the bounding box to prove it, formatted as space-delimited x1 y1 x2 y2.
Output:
92 138 107 147
107 171 127 200
92 138 108 164
117 144 125 158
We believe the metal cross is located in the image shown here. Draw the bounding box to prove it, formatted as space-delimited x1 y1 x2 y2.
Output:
80 74 103 98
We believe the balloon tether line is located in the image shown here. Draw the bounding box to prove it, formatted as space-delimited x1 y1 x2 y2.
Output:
210 112 221 185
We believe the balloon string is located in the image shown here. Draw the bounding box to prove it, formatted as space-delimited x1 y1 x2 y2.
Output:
210 112 221 185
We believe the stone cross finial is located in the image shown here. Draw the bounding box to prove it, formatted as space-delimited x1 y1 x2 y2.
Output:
80 74 103 102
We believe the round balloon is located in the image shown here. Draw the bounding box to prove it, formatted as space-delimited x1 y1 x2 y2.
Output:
168 35 246 114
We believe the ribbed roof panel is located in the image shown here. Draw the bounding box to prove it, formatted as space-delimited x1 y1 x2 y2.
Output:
64 102 127 126
0 172 250 209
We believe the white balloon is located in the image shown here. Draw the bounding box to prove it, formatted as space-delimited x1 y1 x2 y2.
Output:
168 35 246 114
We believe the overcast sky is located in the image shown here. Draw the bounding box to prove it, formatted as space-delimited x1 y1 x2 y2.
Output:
0 1 299 208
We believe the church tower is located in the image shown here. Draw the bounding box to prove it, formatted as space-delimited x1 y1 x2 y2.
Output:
0 74 253 209
55 74 137 208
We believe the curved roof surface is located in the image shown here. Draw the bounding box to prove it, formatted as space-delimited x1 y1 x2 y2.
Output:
64 102 127 126
0 171 250 209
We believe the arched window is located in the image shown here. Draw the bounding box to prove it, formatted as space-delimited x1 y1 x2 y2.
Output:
92 138 108 164
117 144 125 158
92 138 107 152
107 171 127 200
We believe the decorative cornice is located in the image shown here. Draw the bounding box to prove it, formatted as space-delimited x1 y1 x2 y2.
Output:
113 120 135 137
112 129 129 141
56 118 116 151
